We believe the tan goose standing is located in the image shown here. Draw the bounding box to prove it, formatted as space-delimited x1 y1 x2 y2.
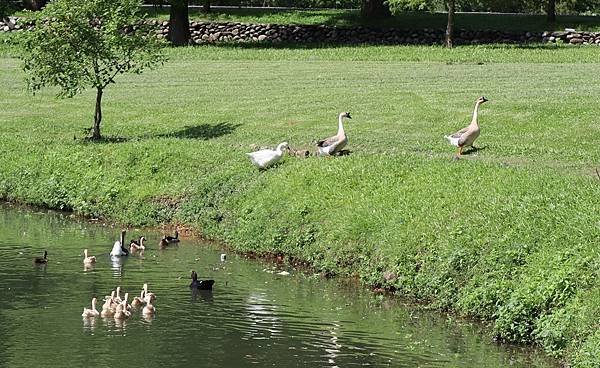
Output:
445 96 488 158
316 112 352 156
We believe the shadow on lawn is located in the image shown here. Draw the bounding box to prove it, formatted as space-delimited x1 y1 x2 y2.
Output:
157 122 241 140
462 145 487 155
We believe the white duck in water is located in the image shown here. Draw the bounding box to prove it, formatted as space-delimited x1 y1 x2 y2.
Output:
110 230 129 256
82 297 99 318
317 112 352 156
246 142 288 169
445 96 488 158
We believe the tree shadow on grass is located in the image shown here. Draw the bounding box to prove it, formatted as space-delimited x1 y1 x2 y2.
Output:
157 122 241 140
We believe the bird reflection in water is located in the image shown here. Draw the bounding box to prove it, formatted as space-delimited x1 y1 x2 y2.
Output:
82 316 97 332
191 287 214 303
110 256 124 278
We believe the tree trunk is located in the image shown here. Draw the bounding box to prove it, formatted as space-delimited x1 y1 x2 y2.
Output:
23 0 47 11
169 0 190 46
546 0 556 22
203 0 211 13
360 0 391 18
92 87 103 140
446 0 455 48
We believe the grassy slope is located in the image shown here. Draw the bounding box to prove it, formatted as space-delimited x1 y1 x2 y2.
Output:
1 42 600 365
142 8 600 32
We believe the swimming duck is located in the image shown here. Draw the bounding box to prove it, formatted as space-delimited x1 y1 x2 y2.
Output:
131 289 145 308
189 270 215 290
129 236 146 252
143 283 156 304
82 249 97 264
110 230 129 256
142 299 156 316
101 291 116 317
316 112 352 156
82 297 100 318
445 96 488 158
246 142 289 169
33 251 48 264
159 236 170 249
164 227 180 244
114 300 131 319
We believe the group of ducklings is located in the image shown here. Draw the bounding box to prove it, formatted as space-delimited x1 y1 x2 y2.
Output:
246 96 489 169
82 284 156 320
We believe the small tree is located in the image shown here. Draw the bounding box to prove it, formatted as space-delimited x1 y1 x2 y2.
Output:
19 0 166 140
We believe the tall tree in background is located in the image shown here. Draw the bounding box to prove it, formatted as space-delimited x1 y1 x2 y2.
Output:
361 0 391 17
546 0 556 22
169 0 190 45
23 0 47 11
203 0 211 13
445 0 455 48
19 0 166 140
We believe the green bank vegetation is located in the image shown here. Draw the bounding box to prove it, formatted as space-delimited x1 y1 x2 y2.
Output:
1 40 600 366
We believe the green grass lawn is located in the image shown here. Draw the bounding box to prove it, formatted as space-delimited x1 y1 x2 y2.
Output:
1 42 600 366
141 7 600 31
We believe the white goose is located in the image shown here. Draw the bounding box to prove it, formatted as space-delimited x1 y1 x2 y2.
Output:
445 96 488 158
246 142 288 169
110 230 129 256
317 112 352 156
82 297 99 318
82 249 96 265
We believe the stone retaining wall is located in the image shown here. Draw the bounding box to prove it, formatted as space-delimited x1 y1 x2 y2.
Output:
2 16 600 46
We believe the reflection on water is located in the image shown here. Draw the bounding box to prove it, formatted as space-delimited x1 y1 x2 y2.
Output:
0 204 558 368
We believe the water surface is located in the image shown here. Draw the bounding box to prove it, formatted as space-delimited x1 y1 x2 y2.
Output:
0 204 557 367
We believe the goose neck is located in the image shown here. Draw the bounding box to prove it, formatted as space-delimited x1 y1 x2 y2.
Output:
471 101 481 126
337 115 345 135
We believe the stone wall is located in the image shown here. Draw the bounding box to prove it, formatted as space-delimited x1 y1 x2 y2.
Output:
2 16 600 46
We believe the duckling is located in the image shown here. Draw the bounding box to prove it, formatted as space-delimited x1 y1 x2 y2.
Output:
114 300 131 319
143 283 156 304
445 96 488 158
189 270 215 290
159 236 169 249
114 286 123 304
316 112 352 156
129 236 146 252
122 292 131 311
33 250 48 264
164 227 180 244
131 289 145 308
246 142 289 169
82 297 100 318
82 249 97 265
110 229 129 256
142 299 156 316
101 292 116 317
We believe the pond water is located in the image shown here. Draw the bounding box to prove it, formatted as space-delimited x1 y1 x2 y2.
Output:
0 204 557 368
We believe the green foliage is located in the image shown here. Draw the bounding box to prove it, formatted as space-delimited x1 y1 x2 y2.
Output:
18 0 166 97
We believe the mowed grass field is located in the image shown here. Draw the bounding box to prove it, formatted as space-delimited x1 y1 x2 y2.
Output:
1 42 600 365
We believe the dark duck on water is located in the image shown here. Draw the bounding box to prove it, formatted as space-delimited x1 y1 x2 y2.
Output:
189 271 215 290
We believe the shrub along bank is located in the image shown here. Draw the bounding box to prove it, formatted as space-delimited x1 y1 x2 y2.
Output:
0 43 600 366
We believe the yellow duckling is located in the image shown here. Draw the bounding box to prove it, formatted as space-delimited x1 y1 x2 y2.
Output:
114 301 131 320
82 297 99 318
131 290 145 308
83 249 97 265
143 283 156 304
142 299 156 316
